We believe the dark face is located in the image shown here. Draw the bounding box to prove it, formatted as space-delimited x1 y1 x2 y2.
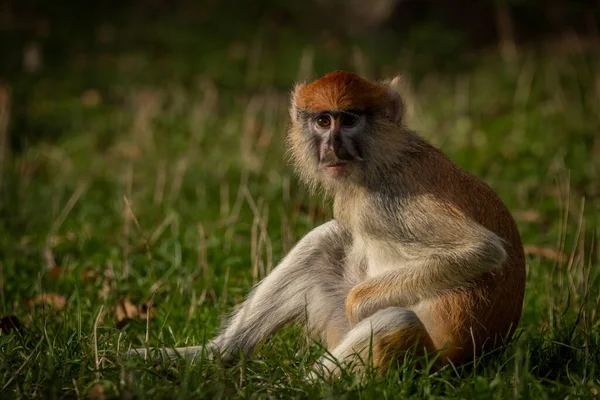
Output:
308 110 366 177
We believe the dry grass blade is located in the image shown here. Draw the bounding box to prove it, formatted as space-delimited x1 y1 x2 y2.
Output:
523 245 565 260
123 196 151 261
51 182 88 235
93 305 104 380
197 223 211 285
296 46 314 82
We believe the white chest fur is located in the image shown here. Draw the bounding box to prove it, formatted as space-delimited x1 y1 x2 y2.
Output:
348 232 412 278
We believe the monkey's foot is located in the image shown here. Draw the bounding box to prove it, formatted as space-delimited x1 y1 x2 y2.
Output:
124 343 220 363
306 353 348 382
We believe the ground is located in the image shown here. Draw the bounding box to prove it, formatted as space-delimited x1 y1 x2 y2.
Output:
0 9 599 399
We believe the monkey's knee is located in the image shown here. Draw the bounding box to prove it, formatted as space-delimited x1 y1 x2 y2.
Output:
312 307 435 379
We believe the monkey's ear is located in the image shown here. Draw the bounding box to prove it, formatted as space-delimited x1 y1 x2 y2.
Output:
289 83 306 123
385 87 404 124
383 76 404 124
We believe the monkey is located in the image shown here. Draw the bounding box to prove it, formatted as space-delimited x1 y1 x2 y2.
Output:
128 70 526 380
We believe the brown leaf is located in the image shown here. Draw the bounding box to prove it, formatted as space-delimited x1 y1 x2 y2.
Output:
523 244 564 260
81 266 115 299
98 281 111 299
115 298 138 322
115 298 156 328
48 265 70 281
0 315 22 334
87 383 107 400
115 298 138 328
138 301 156 320
25 293 67 312
81 266 98 282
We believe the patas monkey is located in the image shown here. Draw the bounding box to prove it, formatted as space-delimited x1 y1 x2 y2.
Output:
130 71 526 379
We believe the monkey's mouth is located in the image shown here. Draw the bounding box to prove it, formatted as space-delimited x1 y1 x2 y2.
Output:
322 161 349 168
320 150 351 168
321 160 351 176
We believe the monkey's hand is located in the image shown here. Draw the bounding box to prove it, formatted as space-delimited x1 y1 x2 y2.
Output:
345 284 368 326
345 283 407 326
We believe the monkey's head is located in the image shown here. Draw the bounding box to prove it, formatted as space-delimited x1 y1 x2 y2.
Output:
288 70 405 192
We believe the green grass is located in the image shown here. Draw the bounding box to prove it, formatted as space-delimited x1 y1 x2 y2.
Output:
1 16 600 399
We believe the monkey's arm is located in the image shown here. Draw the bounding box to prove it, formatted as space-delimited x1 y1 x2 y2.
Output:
345 228 506 325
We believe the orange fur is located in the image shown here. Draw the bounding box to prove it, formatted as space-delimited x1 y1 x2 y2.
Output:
294 70 389 112
373 324 436 370
345 284 378 326
413 144 526 365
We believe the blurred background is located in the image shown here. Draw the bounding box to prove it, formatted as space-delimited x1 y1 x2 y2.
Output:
1 1 600 397
2 0 599 153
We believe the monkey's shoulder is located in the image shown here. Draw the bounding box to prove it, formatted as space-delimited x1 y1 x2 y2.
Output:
404 141 522 244
360 192 485 247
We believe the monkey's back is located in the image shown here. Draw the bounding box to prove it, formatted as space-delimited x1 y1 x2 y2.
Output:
413 141 526 364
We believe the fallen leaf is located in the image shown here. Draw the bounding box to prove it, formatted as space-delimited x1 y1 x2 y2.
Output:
81 266 115 299
25 293 67 312
115 298 139 328
48 265 70 281
87 383 106 400
81 266 98 282
523 245 564 260
138 301 156 320
115 298 156 328
116 298 138 322
0 315 22 334
98 281 111 299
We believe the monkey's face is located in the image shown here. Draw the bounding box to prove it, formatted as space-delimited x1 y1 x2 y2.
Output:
288 71 404 191
310 110 365 178
286 108 368 191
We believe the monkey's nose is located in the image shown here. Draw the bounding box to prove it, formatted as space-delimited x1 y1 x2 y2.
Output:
333 137 351 160
332 133 362 161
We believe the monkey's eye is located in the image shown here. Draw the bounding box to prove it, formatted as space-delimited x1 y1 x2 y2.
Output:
316 115 331 128
341 114 358 127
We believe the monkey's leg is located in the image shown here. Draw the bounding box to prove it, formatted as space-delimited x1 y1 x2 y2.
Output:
127 220 351 362
311 307 436 379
